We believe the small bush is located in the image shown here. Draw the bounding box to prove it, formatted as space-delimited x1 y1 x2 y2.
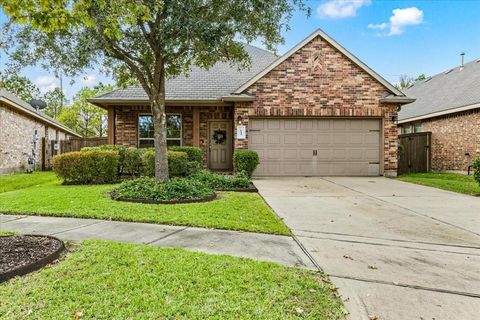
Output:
473 157 480 186
190 170 250 190
53 150 119 184
82 145 126 174
169 146 203 164
141 150 189 177
112 177 214 201
233 150 259 177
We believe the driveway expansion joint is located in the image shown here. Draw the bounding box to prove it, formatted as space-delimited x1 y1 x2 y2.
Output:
49 220 106 236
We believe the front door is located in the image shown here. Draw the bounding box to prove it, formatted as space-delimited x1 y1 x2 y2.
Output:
209 120 232 170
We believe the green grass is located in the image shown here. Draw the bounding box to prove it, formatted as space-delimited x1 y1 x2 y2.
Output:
0 231 15 236
397 172 480 196
0 172 58 193
0 172 290 235
0 241 345 319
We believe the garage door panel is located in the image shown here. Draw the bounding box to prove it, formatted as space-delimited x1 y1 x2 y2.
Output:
284 134 298 144
249 118 381 176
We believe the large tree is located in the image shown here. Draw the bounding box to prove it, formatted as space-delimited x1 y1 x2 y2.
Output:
0 72 40 102
58 85 110 138
1 0 309 181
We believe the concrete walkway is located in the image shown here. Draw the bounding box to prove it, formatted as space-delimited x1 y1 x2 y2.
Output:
255 177 480 320
0 214 314 269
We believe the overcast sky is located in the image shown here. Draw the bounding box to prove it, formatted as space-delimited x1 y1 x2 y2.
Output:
1 0 479 100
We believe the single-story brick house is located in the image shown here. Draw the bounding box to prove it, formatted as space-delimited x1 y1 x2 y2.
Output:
399 58 480 172
0 89 80 174
89 29 413 177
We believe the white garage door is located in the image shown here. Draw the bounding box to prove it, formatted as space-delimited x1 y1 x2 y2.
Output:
249 118 381 176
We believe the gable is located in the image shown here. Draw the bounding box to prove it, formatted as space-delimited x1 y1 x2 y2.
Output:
235 29 402 97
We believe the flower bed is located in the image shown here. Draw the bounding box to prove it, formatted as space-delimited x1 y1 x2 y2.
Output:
111 177 216 204
0 235 65 282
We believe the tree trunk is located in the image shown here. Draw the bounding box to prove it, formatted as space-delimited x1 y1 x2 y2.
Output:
150 65 169 182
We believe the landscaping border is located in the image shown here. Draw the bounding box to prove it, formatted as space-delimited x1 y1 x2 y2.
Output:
217 183 258 193
0 234 65 283
111 192 217 204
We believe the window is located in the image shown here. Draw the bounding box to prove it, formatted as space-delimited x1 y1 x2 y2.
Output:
138 114 182 148
402 126 411 134
414 123 422 133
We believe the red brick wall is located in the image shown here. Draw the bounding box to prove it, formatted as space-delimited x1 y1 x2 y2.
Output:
113 105 232 165
419 109 480 171
235 35 400 174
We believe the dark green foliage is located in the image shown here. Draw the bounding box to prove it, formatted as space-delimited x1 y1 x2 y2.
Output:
233 150 259 177
82 145 126 173
112 177 214 202
169 146 203 164
473 158 480 186
52 150 119 184
191 170 250 190
122 147 143 176
141 150 189 178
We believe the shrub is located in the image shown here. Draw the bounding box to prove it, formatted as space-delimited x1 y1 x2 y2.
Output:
169 146 203 164
122 147 143 176
111 176 214 201
233 150 259 177
190 170 250 190
82 145 126 174
53 150 119 184
473 157 480 186
141 150 189 177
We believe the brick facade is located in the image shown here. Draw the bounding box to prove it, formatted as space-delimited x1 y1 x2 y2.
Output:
415 109 480 171
234 35 400 175
113 105 232 165
0 102 72 174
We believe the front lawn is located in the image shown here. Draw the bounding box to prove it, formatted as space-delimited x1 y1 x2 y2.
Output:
397 172 480 196
0 172 290 235
0 241 345 319
0 172 58 193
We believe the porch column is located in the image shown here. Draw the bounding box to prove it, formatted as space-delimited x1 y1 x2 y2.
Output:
107 106 115 144
193 107 200 147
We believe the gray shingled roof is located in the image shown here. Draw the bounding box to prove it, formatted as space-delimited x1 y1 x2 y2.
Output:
399 58 480 121
0 88 81 137
95 44 277 101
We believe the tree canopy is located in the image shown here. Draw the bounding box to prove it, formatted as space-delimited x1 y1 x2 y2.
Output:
1 0 310 181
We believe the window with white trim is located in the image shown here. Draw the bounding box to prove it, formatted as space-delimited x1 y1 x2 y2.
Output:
414 123 422 133
138 114 182 147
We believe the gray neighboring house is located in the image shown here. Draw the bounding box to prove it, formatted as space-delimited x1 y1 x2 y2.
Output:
399 58 480 172
0 89 80 174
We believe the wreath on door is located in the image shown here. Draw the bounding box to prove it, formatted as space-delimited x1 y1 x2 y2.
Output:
212 129 227 144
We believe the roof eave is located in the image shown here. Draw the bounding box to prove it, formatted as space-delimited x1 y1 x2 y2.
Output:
0 96 81 137
87 98 236 107
379 96 416 104
398 102 480 124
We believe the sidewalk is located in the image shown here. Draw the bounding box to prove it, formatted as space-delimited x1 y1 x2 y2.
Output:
0 214 315 269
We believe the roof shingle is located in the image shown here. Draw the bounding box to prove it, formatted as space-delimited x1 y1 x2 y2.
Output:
399 58 480 121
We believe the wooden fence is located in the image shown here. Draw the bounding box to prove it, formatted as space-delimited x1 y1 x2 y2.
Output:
41 137 108 170
398 132 431 175
59 137 108 153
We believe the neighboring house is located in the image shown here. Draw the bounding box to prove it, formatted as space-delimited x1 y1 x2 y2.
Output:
399 58 480 172
0 89 80 174
89 29 413 177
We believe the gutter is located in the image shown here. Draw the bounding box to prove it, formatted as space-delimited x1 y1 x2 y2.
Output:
398 102 480 124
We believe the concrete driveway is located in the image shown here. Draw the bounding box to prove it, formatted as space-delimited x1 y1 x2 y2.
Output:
254 177 480 320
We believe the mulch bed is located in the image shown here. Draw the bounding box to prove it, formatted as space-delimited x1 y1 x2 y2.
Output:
0 235 65 282
217 183 258 193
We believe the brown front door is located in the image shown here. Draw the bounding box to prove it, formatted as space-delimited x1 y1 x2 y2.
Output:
208 120 232 170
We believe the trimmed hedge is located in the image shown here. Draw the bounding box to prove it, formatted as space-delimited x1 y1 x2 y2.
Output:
169 146 202 164
473 157 480 186
111 177 214 202
233 150 259 177
141 150 189 177
52 150 119 184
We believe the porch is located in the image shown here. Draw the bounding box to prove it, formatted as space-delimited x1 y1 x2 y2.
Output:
107 105 235 170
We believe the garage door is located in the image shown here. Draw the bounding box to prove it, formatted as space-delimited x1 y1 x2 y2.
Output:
249 118 381 176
